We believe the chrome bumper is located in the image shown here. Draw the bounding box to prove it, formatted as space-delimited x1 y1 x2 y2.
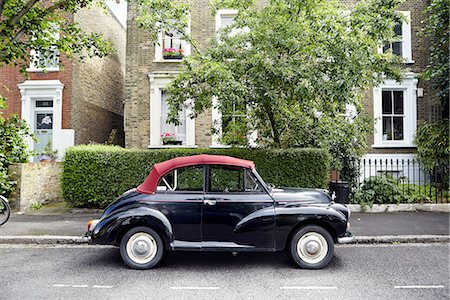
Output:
337 231 354 244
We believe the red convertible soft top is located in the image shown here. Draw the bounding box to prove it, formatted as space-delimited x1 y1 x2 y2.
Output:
137 154 255 194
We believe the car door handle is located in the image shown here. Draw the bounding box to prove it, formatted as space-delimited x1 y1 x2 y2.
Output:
203 200 217 206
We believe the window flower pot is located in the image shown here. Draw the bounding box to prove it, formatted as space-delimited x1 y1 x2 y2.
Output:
163 140 182 145
163 55 184 60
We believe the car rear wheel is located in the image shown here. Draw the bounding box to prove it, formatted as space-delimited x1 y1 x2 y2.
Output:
120 226 164 270
290 225 334 269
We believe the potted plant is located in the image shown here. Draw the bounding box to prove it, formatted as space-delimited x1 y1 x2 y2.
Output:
161 132 182 145
163 48 184 59
37 141 58 162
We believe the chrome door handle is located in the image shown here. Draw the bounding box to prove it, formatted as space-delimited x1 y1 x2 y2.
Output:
203 200 217 206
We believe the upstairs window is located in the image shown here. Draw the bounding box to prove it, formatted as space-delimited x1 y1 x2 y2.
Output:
155 25 190 62
28 24 60 72
215 9 237 32
380 11 413 63
383 23 403 56
30 48 59 70
162 29 186 60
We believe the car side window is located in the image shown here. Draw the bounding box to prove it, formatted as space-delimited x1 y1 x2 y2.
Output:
210 165 244 193
209 166 264 193
244 169 263 192
157 166 204 192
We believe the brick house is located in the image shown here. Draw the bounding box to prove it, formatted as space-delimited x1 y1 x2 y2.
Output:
0 6 126 159
124 0 438 169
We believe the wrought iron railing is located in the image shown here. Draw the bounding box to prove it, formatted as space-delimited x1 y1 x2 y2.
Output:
330 158 449 204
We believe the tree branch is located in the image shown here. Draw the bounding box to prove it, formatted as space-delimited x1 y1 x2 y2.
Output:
10 0 41 25
0 0 5 18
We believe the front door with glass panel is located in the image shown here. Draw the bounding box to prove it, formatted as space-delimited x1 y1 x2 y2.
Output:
33 100 54 155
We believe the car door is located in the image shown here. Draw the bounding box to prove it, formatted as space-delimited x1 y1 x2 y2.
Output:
155 165 204 250
202 165 275 251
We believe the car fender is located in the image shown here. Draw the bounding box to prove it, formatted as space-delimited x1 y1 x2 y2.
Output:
91 206 174 248
274 205 347 250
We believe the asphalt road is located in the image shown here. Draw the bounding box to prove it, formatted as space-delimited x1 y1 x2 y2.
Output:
0 243 448 299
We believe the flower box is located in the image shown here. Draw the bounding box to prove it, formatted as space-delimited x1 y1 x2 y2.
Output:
163 140 182 145
163 55 184 60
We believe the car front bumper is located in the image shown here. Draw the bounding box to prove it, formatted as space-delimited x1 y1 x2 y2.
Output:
337 231 354 244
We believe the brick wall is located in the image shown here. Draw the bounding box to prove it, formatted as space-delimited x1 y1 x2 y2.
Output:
72 7 126 145
0 55 74 130
8 162 62 212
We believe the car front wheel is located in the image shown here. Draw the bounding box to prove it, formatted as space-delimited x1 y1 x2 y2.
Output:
290 225 334 269
120 226 164 270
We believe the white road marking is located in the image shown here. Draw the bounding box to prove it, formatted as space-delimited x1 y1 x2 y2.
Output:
53 284 113 289
280 286 338 290
53 284 70 287
72 285 88 288
394 285 445 289
170 286 221 290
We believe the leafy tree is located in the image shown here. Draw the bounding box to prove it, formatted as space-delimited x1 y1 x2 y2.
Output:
132 0 406 181
0 0 114 71
414 120 449 168
413 0 449 175
421 0 449 118
0 0 115 195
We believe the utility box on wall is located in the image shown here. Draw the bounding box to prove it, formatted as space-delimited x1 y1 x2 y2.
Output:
8 162 62 212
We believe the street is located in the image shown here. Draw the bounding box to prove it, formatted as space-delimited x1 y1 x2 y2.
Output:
0 243 448 299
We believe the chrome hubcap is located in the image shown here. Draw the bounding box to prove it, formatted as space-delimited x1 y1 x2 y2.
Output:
306 241 320 255
297 232 328 264
126 232 157 264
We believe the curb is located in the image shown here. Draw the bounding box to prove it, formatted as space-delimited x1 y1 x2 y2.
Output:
0 235 89 245
353 235 450 244
0 235 448 245
348 204 450 213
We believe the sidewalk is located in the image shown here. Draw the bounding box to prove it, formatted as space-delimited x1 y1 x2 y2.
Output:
0 210 448 244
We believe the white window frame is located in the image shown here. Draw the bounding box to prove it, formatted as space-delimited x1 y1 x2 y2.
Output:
148 73 195 147
372 73 417 148
27 24 60 72
215 9 238 32
379 11 413 64
154 20 191 62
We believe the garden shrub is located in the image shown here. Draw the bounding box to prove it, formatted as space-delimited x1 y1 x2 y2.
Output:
351 175 448 207
62 145 330 208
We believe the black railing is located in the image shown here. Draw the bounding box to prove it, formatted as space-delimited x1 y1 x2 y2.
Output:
330 158 449 204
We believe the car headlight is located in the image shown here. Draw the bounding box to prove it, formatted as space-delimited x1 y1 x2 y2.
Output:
87 219 100 232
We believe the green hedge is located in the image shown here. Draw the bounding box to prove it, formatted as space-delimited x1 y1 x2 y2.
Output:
62 145 330 208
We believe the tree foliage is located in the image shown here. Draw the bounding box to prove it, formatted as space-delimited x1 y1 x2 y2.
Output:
422 0 449 117
0 0 116 195
0 0 114 71
0 109 34 195
133 0 406 180
414 120 449 168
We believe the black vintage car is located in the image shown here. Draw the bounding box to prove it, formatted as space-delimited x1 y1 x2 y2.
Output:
87 154 353 269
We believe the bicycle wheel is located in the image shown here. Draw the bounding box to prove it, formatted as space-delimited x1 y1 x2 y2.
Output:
0 195 11 226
